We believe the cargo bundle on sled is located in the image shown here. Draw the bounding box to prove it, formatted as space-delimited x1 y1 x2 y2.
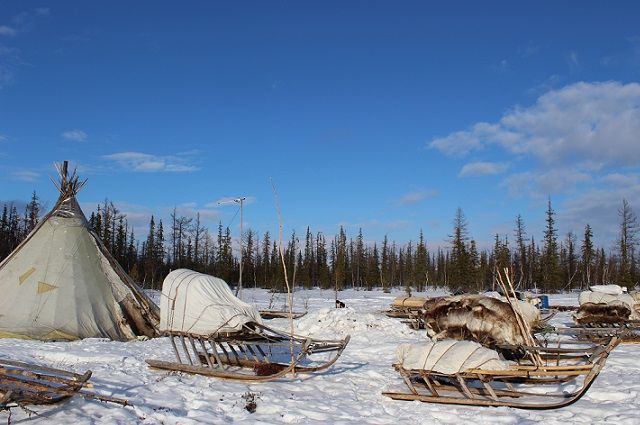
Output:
383 336 619 409
557 285 640 343
146 269 350 381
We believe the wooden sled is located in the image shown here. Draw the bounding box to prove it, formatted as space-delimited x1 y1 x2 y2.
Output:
383 337 619 409
1 359 91 408
557 320 640 344
147 323 350 382
384 309 425 330
0 359 128 409
259 310 307 320
384 297 427 329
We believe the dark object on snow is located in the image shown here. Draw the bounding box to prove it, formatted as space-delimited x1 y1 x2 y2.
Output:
243 392 257 413
335 300 346 308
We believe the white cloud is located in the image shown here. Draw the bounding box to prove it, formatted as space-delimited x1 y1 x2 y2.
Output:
502 169 590 198
517 42 539 58
102 151 199 173
602 173 639 187
561 183 640 247
394 189 437 207
62 129 87 142
35 8 50 16
491 59 510 73
459 161 508 177
567 51 580 72
0 65 13 89
11 170 39 182
0 26 15 36
169 203 222 222
430 81 640 167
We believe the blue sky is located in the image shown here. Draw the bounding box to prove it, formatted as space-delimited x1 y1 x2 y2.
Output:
1 1 640 250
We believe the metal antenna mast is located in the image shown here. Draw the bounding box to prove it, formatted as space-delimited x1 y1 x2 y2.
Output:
218 197 247 297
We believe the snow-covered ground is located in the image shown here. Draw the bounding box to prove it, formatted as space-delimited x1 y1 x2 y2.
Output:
2 288 640 424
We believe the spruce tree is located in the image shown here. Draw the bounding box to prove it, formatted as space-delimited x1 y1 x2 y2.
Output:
563 231 577 290
514 214 528 287
541 198 560 291
355 228 365 287
580 224 594 289
414 230 428 291
618 199 638 287
450 208 471 290
25 191 40 234
259 231 271 287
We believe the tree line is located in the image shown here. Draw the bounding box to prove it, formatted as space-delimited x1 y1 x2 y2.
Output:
1 193 638 293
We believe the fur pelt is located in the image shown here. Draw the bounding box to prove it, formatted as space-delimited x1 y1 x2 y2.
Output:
574 302 632 325
422 295 539 349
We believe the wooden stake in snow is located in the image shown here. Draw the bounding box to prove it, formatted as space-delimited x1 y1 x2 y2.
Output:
270 178 296 367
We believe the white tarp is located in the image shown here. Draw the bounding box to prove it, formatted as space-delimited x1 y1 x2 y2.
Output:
0 197 157 341
396 340 509 374
590 284 626 295
159 269 263 336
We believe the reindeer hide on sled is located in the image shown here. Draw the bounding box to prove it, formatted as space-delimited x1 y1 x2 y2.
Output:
574 302 632 325
422 295 540 349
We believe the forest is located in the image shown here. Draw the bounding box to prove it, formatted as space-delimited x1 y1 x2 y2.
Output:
1 192 638 294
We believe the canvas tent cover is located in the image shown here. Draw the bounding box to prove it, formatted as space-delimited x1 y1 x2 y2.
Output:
0 196 159 341
397 340 509 374
160 269 263 336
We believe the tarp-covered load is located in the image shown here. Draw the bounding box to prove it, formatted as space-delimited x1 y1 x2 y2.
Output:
391 296 427 309
160 269 263 336
589 284 627 296
578 291 638 315
576 285 640 323
396 340 509 373
0 162 159 341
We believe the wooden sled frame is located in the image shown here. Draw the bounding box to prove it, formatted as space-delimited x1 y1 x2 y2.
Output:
259 310 307 320
383 337 619 409
384 308 425 330
147 322 350 382
384 297 428 329
1 359 129 409
558 320 640 344
1 359 91 408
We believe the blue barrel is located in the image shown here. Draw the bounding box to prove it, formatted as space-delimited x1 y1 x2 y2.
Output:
539 295 549 309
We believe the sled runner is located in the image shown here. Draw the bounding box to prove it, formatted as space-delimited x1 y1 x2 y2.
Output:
259 310 307 320
147 323 350 381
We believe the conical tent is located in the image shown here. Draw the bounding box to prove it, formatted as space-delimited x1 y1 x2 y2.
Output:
0 162 159 341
